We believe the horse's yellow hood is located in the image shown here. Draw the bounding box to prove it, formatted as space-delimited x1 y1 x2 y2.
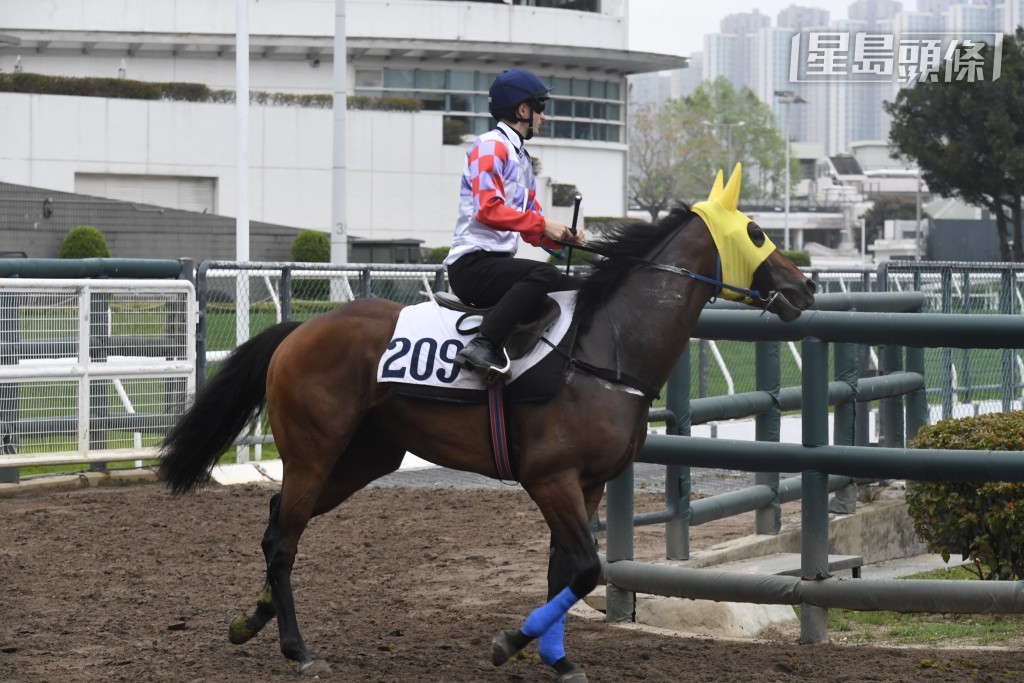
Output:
690 163 777 302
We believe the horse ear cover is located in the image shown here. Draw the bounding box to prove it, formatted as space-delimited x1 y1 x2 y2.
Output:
720 162 742 212
707 169 725 202
691 162 778 302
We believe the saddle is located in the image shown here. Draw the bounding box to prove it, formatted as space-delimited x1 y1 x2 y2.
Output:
433 291 562 360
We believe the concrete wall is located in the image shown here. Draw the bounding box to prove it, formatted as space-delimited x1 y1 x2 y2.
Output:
0 181 298 263
0 92 626 250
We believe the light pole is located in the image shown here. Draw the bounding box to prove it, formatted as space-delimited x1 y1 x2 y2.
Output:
774 90 807 251
700 119 746 169
914 169 923 261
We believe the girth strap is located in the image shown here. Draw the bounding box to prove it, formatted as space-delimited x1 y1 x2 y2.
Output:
487 382 517 482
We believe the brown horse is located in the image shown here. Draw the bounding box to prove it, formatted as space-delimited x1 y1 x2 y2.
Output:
159 165 816 681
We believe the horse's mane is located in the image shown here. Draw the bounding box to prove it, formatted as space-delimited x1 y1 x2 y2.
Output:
573 204 695 331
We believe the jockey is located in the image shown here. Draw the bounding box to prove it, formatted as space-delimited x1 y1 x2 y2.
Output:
444 68 587 382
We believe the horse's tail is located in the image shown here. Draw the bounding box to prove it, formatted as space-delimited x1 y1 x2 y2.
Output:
159 320 303 495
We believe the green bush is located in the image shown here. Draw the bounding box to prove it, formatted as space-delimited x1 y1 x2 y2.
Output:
442 117 469 145
59 226 111 259
290 230 331 300
904 411 1024 580
0 73 410 111
551 183 580 207
291 230 330 262
424 246 450 265
781 250 811 267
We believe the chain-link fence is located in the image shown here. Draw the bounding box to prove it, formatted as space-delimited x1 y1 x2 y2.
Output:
197 262 447 384
881 261 1024 420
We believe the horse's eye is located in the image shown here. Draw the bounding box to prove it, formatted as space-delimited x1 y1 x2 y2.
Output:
748 223 766 247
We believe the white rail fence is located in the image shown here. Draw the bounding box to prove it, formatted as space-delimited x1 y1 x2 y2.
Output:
0 279 196 469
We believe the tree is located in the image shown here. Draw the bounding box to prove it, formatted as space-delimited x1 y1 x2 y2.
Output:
886 31 1024 261
628 79 788 221
860 195 919 245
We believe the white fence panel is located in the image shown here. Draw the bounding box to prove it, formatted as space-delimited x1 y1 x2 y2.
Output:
0 279 196 468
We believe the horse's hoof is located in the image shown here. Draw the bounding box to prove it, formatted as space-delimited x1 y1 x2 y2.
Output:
297 657 332 679
558 669 588 683
228 614 255 645
491 629 521 667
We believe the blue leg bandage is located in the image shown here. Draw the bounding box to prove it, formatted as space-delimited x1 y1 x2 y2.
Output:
537 612 567 666
521 586 579 638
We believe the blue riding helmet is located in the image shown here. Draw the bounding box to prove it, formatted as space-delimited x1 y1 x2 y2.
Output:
488 69 552 121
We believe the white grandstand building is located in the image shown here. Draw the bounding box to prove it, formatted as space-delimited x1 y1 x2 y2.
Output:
0 0 686 252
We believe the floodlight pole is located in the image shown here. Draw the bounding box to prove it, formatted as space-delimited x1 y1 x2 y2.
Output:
774 90 807 252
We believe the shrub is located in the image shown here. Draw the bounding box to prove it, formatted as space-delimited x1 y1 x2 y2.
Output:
424 246 450 265
781 250 811 267
290 230 331 300
442 118 469 145
551 183 580 207
59 226 111 259
290 230 330 263
904 411 1024 580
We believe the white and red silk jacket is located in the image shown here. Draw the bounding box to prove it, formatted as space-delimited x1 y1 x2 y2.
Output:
444 122 559 268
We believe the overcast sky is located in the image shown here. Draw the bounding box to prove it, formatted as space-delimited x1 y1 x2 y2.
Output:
628 0 859 58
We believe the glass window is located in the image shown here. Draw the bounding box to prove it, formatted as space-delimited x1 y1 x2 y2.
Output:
471 117 491 135
416 92 446 111
449 94 472 111
606 103 621 121
553 98 574 117
449 70 475 91
592 123 606 141
473 94 490 113
575 122 592 140
574 100 592 119
571 78 589 97
476 71 499 90
591 80 606 99
551 76 572 98
554 121 573 139
607 81 621 99
355 69 382 89
383 68 414 88
607 125 621 143
415 69 446 90
592 102 607 120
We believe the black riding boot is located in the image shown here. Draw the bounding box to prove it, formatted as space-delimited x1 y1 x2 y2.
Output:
455 335 510 383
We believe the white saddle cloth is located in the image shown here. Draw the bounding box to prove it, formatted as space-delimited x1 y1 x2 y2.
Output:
376 290 576 392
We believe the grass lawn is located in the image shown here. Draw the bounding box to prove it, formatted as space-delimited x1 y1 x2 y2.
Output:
800 565 1024 648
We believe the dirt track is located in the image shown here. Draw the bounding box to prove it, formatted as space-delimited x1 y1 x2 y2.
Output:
1 481 1021 682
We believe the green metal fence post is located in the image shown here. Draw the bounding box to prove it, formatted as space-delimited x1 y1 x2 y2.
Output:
800 336 830 645
1001 270 1014 412
754 340 781 534
880 344 905 448
281 268 293 322
905 346 928 443
829 342 858 513
940 266 954 418
605 464 635 623
664 344 692 560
